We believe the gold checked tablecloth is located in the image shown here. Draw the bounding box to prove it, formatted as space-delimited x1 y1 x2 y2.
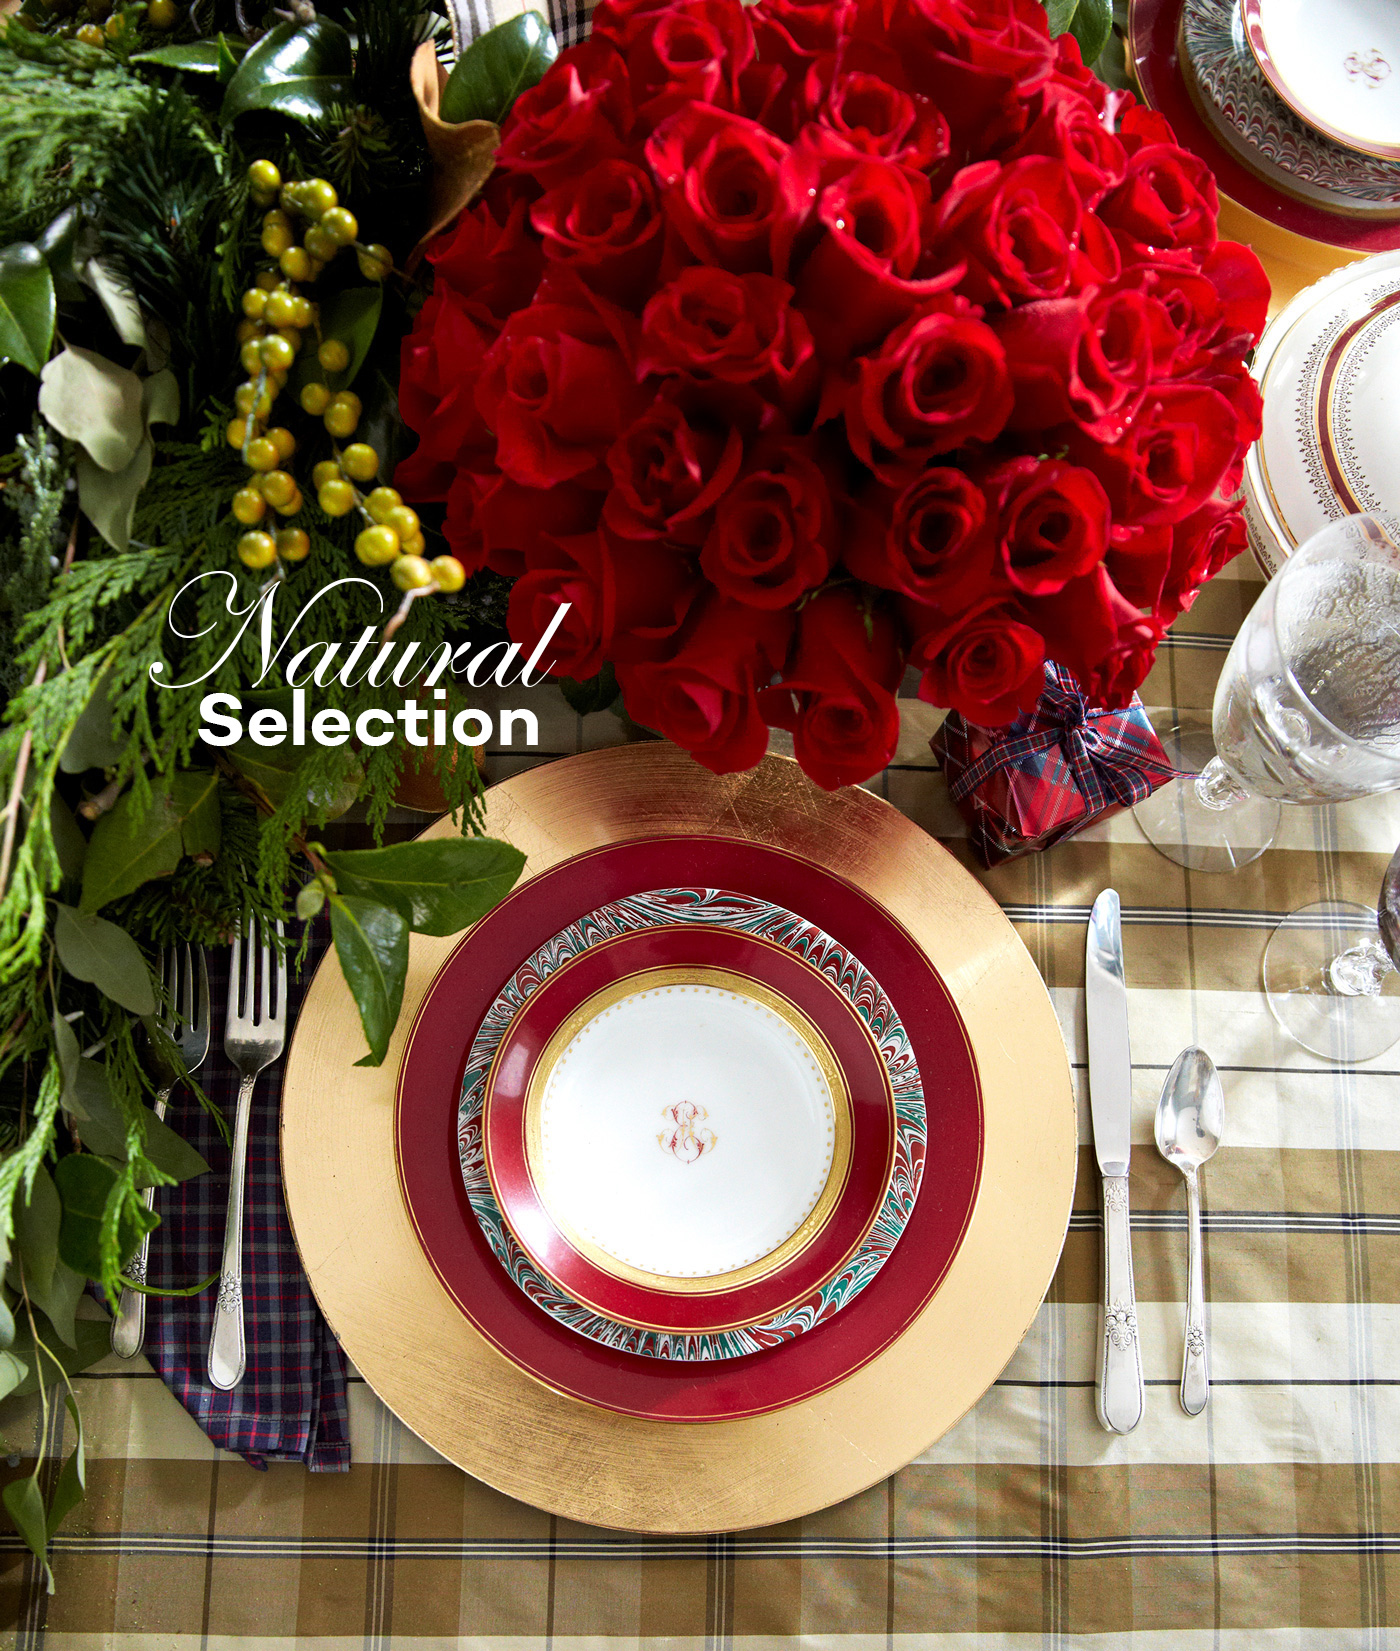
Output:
2 550 1400 1649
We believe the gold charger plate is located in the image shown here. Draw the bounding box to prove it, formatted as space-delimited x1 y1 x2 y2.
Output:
281 744 1076 1533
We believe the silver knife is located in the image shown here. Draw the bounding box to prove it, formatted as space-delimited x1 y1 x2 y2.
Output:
1086 888 1144 1434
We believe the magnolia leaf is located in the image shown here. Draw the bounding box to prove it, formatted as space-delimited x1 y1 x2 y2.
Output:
0 1350 28 1402
407 42 500 266
83 258 146 349
1043 0 1079 31
221 18 353 124
77 436 152 553
143 368 180 431
329 894 408 1068
36 206 90 304
38 345 144 472
323 836 525 937
53 903 156 1015
54 1154 145 1282
30 1258 84 1349
440 11 558 124
226 742 361 817
80 770 220 912
1069 0 1113 63
0 243 56 376
132 38 222 70
3 1476 52 1588
13 1163 60 1303
50 795 87 882
9 1312 109 1398
46 1395 85 1538
288 285 380 396
60 675 123 773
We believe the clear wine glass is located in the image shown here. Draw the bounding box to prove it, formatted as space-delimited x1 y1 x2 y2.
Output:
1262 842 1400 1062
1133 513 1400 875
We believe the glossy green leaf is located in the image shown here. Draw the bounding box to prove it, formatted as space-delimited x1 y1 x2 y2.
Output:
324 836 526 937
46 1395 85 1538
441 11 558 124
132 39 222 70
217 32 242 82
329 894 408 1068
60 675 123 774
8 1312 109 1398
220 18 353 125
79 769 221 913
36 207 90 305
288 285 381 397
1069 0 1113 64
37 345 144 473
54 1154 145 1283
53 903 155 1015
3 1475 52 1587
1043 0 1079 32
227 743 361 818
13 1163 60 1303
0 243 56 375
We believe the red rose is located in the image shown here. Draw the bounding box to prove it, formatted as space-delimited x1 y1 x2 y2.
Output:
475 274 647 490
908 596 1046 726
930 155 1119 307
395 291 498 502
444 470 601 579
1102 519 1173 610
646 104 796 273
843 468 1000 609
1157 496 1248 620
497 39 633 190
1002 83 1125 204
506 532 613 680
1098 124 1218 266
1082 610 1165 709
759 588 904 788
530 160 664 307
608 537 706 662
603 382 754 543
1199 241 1270 348
1019 563 1130 689
753 0 852 57
807 47 949 171
617 595 793 772
1071 382 1245 527
637 267 818 414
984 456 1111 596
624 0 754 118
700 441 836 607
429 184 544 321
843 308 1013 484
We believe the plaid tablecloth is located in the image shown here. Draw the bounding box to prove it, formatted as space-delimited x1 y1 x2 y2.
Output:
4 553 1400 1646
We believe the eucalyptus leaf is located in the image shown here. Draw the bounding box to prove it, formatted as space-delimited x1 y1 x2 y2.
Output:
0 243 56 376
288 285 381 397
440 11 558 124
54 1154 145 1282
221 18 353 125
80 769 221 912
329 894 408 1068
0 1294 15 1353
1069 0 1113 64
132 38 222 70
64 1060 128 1160
9 1312 110 1398
0 1350 28 1401
52 1012 80 1107
53 903 156 1015
323 837 525 937
30 1258 84 1349
38 345 144 473
140 1112 209 1184
2 1476 51 1587
14 1164 59 1302
60 675 123 774
50 795 87 882
77 437 152 554
46 1396 85 1538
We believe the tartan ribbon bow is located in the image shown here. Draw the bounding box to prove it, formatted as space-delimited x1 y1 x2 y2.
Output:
946 668 1155 813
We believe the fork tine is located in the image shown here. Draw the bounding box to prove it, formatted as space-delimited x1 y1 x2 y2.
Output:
195 947 210 1037
258 916 272 1025
227 917 245 1035
273 919 287 1029
162 945 178 1037
180 943 194 1030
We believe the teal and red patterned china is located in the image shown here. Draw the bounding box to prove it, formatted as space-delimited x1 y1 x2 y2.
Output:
394 835 983 1422
467 891 920 1351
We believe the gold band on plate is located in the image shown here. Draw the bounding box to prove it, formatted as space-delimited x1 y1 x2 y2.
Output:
517 965 854 1297
281 746 1076 1534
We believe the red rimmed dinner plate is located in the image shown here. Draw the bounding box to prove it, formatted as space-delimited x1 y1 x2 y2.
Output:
395 835 983 1423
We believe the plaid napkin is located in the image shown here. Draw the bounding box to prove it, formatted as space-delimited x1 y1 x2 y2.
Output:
141 924 350 1471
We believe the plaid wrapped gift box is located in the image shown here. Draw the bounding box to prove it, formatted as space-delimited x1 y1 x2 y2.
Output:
930 663 1177 867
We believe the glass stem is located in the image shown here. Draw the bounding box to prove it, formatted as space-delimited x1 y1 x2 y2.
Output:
1328 939 1396 998
1193 756 1252 813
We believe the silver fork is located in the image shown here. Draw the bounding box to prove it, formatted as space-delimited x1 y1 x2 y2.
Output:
111 945 211 1359
208 916 286 1392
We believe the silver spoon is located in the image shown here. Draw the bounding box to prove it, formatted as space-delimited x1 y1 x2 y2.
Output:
1153 1047 1224 1416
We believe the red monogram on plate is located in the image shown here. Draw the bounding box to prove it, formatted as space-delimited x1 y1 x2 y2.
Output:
658 1100 718 1163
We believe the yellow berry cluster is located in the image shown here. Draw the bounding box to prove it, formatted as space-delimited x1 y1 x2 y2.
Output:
313 458 466 594
71 0 176 47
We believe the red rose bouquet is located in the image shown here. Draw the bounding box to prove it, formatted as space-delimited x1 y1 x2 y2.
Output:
397 0 1267 790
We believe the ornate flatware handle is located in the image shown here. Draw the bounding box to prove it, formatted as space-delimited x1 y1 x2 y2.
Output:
1097 1174 1144 1434
1181 1169 1209 1416
208 1072 256 1391
111 1089 169 1360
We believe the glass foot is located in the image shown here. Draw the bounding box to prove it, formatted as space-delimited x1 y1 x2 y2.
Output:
1264 900 1400 1062
1131 719 1282 874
